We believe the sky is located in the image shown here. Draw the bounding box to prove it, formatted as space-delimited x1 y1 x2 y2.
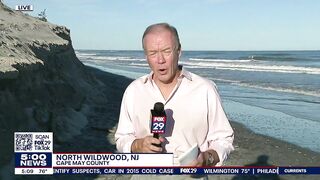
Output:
4 0 320 51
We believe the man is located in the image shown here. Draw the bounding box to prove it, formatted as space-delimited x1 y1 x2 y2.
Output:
115 23 234 166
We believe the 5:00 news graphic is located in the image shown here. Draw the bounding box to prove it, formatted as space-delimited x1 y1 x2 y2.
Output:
14 132 319 175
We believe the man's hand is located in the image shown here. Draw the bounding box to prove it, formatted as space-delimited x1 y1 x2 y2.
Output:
189 149 220 166
131 136 165 153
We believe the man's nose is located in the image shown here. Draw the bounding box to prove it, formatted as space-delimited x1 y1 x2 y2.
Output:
157 51 166 64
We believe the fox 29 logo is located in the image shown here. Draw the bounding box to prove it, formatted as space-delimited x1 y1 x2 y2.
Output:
15 153 52 167
151 116 166 134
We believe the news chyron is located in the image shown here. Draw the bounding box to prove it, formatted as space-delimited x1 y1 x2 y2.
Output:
13 132 320 176
14 132 174 175
14 132 53 175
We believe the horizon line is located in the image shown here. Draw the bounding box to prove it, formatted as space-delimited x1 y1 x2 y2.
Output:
75 49 320 52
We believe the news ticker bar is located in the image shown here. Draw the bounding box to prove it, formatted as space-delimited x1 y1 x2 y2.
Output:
15 167 320 175
14 152 320 175
13 132 320 176
15 153 174 168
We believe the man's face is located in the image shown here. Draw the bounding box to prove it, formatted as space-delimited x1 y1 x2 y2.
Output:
143 29 181 84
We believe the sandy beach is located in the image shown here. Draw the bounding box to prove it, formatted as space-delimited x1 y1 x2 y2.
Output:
5 66 319 180
84 66 320 180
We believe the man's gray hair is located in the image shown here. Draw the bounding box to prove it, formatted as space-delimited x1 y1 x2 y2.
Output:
142 23 181 50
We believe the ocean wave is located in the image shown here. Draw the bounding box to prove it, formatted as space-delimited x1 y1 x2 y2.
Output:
210 77 320 97
121 58 146 61
129 63 149 67
250 54 320 61
236 83 320 97
254 56 300 61
209 78 241 84
181 61 320 75
77 55 145 61
82 63 144 79
189 58 252 63
75 52 97 56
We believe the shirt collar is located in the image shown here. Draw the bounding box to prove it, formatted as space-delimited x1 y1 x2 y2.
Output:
142 65 192 84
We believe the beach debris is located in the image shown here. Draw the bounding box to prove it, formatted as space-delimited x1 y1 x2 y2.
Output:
38 9 47 22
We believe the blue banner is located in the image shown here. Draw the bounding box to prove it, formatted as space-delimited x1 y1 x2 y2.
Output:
52 167 320 175
279 167 319 174
15 152 52 168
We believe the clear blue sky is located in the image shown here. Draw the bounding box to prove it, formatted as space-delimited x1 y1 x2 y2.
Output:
4 0 320 50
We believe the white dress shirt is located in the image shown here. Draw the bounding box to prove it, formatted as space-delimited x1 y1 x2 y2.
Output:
115 68 234 166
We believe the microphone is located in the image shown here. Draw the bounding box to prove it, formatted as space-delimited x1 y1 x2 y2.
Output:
150 102 166 147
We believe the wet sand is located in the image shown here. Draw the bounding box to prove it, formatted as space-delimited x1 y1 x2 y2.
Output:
61 67 320 180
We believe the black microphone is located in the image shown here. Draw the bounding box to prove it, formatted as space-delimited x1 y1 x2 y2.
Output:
150 102 166 147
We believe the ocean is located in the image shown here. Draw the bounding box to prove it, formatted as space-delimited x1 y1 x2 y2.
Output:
76 50 320 153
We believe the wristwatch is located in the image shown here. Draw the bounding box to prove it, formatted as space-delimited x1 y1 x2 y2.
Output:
207 152 214 166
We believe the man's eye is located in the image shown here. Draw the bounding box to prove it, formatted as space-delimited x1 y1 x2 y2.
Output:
163 50 172 55
148 51 157 56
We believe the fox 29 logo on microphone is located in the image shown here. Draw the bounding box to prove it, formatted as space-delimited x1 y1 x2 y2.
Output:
151 116 166 134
